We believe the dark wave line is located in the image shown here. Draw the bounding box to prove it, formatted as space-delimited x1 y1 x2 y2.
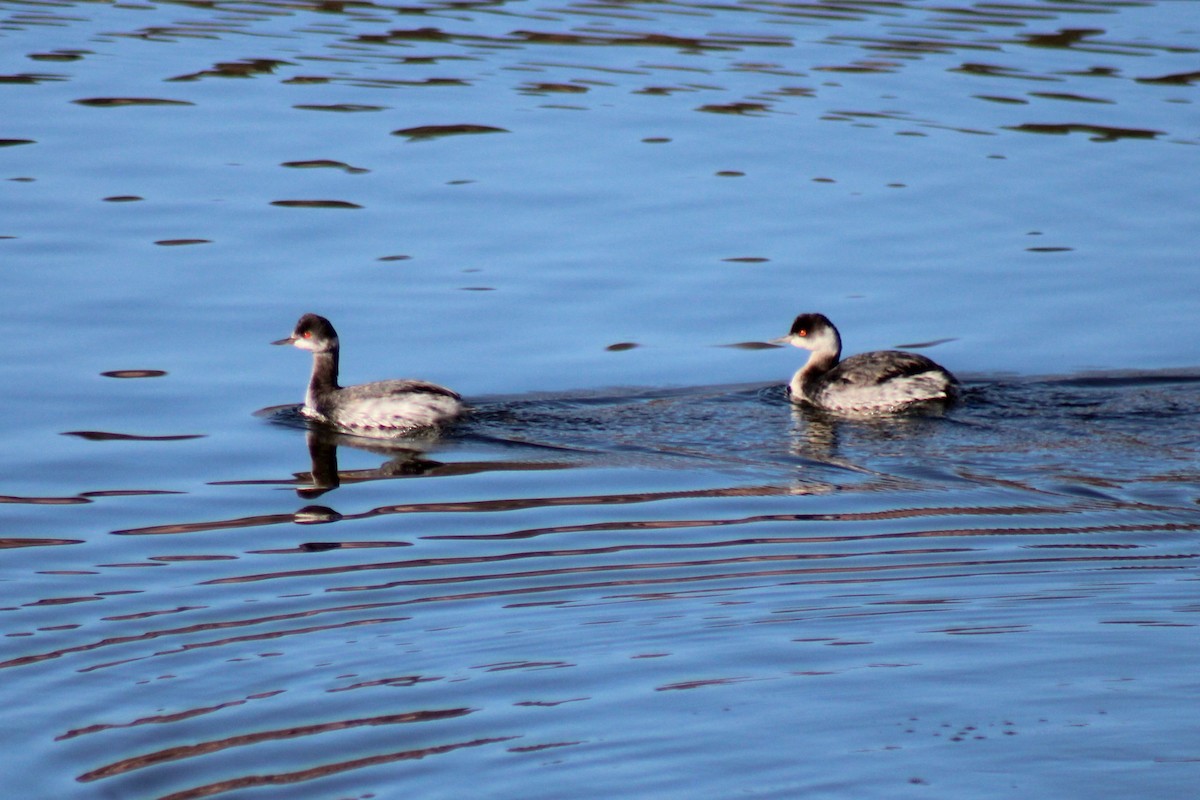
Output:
203 520 1200 587
0 601 412 671
5 554 1195 681
423 506 1165 541
111 485 792 536
321 551 1198 595
79 708 473 782
79 616 410 673
153 736 515 800
13 515 1194 672
115 487 1171 539
57 690 285 741
320 553 1198 609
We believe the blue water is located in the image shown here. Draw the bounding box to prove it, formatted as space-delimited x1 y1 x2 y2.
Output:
3 1 1200 798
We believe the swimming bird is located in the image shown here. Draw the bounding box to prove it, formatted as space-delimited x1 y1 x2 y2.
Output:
273 313 463 434
777 313 957 413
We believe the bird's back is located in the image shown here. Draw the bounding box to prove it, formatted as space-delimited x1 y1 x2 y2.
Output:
324 379 463 432
813 350 956 412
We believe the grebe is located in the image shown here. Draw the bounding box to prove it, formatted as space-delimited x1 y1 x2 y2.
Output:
777 313 957 413
273 313 463 434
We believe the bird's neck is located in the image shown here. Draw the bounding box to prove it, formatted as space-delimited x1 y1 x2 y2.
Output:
305 350 340 412
790 348 840 402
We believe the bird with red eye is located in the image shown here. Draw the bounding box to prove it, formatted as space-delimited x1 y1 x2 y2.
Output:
772 312 957 414
272 313 463 435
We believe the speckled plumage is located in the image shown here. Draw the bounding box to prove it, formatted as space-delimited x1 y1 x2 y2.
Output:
274 313 463 434
782 313 957 414
301 378 462 432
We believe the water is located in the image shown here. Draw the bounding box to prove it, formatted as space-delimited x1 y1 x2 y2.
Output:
3 0 1200 797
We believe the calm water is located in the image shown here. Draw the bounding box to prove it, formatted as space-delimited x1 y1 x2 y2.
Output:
3 0 1200 797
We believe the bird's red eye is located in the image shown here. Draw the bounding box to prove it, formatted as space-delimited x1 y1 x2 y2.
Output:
302 331 312 339
797 329 807 337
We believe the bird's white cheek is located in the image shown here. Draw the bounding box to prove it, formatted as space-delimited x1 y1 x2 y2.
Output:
293 338 315 351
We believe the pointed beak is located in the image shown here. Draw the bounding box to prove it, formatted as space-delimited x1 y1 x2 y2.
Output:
769 335 792 346
271 336 296 346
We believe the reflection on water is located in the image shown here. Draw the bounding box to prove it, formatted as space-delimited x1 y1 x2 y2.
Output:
4 373 1200 798
258 419 580 499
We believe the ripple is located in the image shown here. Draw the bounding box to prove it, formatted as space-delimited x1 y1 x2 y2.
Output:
100 369 167 379
77 708 476 782
280 159 369 174
292 103 387 112
0 494 91 505
73 97 194 107
269 199 363 209
168 58 293 81
1137 70 1200 86
57 688 286 741
0 536 84 547
149 736 515 800
0 72 68 84
391 124 509 140
696 101 771 115
1005 122 1163 142
61 431 205 441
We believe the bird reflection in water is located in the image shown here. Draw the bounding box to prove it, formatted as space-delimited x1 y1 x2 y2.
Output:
297 428 449 499
283 418 577 502
784 396 961 492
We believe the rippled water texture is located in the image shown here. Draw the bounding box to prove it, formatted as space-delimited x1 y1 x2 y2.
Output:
3 1 1200 798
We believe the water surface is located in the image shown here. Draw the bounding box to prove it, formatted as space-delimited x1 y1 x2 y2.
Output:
2 1 1200 798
